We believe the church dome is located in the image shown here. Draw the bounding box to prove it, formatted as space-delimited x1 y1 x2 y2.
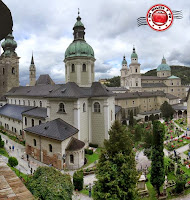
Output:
157 57 171 72
131 47 138 59
122 56 127 65
65 12 94 59
65 40 94 59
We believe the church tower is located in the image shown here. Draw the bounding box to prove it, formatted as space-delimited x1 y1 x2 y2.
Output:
128 47 141 91
120 56 129 88
0 32 19 97
64 11 95 87
29 53 36 86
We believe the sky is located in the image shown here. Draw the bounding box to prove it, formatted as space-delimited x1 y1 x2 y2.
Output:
2 0 190 85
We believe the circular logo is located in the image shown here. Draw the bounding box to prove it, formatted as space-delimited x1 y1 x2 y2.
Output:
146 4 173 31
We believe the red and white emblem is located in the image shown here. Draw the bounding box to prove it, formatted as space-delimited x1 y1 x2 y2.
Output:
146 4 174 31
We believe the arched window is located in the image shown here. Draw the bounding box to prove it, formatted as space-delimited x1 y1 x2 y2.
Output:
82 64 86 72
70 154 74 163
28 100 30 106
135 68 137 73
12 67 15 74
3 68 5 74
32 119 34 127
33 101 36 107
39 101 42 107
25 117 27 126
83 103 86 112
71 64 75 72
49 144 52 152
94 102 100 113
33 139 36 146
59 103 66 113
14 128 17 133
39 120 41 125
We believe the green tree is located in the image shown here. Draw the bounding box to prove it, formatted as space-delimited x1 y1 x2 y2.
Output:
27 167 73 200
150 121 165 197
93 121 138 200
160 101 174 121
129 110 134 127
73 170 83 191
0 135 4 148
134 125 142 143
104 76 120 87
8 157 18 167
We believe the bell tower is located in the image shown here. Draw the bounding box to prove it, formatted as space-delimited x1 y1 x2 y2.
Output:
0 31 19 97
29 53 36 86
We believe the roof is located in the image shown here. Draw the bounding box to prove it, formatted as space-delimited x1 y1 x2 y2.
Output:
35 74 55 85
157 57 171 72
66 137 85 151
142 83 167 88
115 105 122 114
115 91 165 100
172 104 187 111
22 107 47 119
168 75 180 79
139 110 161 115
0 158 34 200
141 76 166 80
106 87 129 92
165 93 179 100
0 104 34 121
25 118 78 141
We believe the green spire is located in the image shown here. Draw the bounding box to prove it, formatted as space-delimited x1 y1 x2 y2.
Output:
131 46 138 59
122 55 127 65
162 56 166 64
74 9 84 28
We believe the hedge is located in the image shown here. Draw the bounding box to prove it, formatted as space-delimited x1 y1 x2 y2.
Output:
89 143 98 148
73 170 84 191
85 149 93 155
8 157 18 167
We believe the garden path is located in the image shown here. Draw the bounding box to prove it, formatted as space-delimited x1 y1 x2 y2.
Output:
172 193 190 200
72 191 92 200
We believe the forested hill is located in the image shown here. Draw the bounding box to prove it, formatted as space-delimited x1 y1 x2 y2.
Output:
144 65 190 85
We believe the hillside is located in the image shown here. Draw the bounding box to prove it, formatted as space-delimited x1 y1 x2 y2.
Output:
144 65 190 85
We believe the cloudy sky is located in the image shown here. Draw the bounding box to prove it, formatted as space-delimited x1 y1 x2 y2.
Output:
2 0 190 85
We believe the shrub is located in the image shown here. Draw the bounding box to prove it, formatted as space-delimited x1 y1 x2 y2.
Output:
0 135 4 148
0 126 4 130
175 179 186 193
73 170 83 191
8 157 18 167
89 143 98 148
85 149 93 155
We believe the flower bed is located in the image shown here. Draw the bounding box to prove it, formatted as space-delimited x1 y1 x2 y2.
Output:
165 138 190 151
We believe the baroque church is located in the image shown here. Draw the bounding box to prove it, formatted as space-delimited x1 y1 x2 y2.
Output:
0 13 115 170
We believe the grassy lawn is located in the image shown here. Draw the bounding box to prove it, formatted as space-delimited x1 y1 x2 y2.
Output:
9 165 30 182
0 147 9 158
84 148 102 168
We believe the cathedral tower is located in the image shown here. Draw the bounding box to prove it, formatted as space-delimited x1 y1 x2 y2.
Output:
0 32 19 97
29 53 36 86
64 12 95 87
120 56 128 87
128 47 141 91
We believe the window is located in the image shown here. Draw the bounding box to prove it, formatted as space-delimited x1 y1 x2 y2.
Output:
33 139 36 146
83 103 86 112
71 64 75 72
14 128 17 133
33 101 36 107
133 101 135 105
12 67 15 74
39 101 42 107
135 68 137 73
82 64 86 72
136 82 138 86
171 89 173 92
20 130 22 135
23 100 25 105
163 73 164 76
94 102 100 113
15 100 16 104
3 68 5 74
32 119 34 127
28 100 30 106
19 100 20 105
59 103 66 113
39 120 41 125
70 154 74 163
49 144 52 152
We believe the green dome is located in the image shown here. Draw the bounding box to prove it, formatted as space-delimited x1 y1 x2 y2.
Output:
157 57 171 72
122 56 127 65
131 47 138 59
74 20 84 28
65 40 94 59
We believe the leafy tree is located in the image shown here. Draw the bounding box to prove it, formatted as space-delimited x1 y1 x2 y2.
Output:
129 110 134 127
8 157 18 167
160 101 174 121
0 135 4 148
104 76 120 87
150 121 165 197
73 170 83 191
134 125 142 143
93 121 138 200
27 166 73 200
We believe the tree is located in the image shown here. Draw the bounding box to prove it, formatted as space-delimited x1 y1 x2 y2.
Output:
27 166 73 200
8 157 18 167
150 121 165 197
73 170 83 191
0 135 4 148
129 110 134 127
160 101 175 121
93 121 138 200
134 125 142 143
104 76 120 87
